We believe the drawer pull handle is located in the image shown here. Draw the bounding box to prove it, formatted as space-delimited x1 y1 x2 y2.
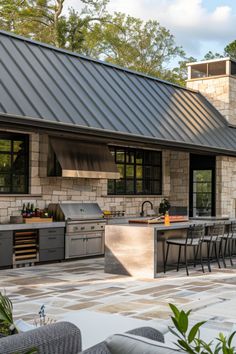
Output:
47 230 56 233
48 250 56 253
48 237 57 240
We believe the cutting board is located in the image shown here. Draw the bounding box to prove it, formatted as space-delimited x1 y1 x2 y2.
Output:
23 217 53 223
129 216 189 224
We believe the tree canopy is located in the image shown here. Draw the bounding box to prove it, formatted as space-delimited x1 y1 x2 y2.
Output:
1 0 234 86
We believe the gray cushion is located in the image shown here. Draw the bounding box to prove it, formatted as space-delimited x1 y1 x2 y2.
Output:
105 333 182 354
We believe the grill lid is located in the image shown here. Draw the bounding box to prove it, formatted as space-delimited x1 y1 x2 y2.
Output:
58 202 104 220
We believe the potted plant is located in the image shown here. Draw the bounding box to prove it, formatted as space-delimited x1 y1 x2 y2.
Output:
159 198 171 215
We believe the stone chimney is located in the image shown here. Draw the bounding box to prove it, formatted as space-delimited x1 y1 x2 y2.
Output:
186 58 236 126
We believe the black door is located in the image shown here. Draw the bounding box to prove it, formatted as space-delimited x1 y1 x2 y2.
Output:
189 154 216 217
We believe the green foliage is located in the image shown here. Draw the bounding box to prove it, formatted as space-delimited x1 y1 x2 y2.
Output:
203 51 224 60
0 291 18 335
224 41 236 60
169 303 236 354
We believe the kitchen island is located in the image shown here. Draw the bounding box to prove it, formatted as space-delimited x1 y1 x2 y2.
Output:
104 218 233 279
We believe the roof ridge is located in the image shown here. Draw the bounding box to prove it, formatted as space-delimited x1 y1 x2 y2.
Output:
0 29 196 93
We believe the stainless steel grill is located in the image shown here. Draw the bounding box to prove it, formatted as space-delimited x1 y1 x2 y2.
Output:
49 202 106 259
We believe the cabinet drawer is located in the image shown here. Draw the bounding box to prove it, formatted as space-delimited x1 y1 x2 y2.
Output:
0 236 13 266
39 228 64 237
40 248 64 262
40 233 64 250
0 231 13 239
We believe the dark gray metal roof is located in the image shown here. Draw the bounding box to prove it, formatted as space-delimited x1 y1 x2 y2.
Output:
1 30 236 154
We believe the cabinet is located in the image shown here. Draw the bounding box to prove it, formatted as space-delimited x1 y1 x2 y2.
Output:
0 231 13 267
39 228 65 262
66 232 104 259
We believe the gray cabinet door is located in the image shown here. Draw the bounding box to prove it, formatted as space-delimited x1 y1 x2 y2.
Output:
0 232 13 267
40 248 64 262
39 233 64 250
86 236 103 255
66 236 86 258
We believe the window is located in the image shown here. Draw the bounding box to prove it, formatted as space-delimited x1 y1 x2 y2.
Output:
0 133 29 194
108 147 162 195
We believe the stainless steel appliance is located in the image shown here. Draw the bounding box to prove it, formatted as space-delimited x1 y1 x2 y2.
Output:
49 202 106 259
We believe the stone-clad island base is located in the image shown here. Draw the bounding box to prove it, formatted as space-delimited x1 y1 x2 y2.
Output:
104 220 235 279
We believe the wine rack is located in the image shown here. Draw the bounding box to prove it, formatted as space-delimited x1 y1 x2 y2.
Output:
13 230 39 265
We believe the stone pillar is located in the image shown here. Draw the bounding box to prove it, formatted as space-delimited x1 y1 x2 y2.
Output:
187 72 236 126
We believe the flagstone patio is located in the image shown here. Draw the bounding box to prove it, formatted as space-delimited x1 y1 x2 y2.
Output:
1 257 236 347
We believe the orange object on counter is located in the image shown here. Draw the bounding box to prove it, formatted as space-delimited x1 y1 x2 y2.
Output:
164 211 170 226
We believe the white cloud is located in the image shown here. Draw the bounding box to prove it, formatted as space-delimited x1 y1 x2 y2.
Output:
64 0 236 58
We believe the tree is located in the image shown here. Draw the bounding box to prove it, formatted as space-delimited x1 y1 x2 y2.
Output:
224 40 236 60
203 50 224 60
93 13 185 82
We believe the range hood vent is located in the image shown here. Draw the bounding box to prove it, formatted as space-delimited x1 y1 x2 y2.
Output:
50 137 120 179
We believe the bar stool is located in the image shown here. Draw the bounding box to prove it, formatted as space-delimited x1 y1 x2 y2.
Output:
202 223 225 272
164 224 205 276
222 221 236 266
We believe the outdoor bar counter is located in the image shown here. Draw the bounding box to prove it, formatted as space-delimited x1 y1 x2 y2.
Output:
104 218 235 279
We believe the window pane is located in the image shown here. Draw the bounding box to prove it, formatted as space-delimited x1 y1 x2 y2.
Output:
0 154 11 172
116 179 125 194
193 170 212 182
0 174 11 193
108 180 114 194
144 151 161 165
12 175 26 193
126 150 135 164
13 140 25 153
0 140 11 152
136 180 143 194
117 164 125 178
136 151 143 164
151 180 161 194
116 149 125 163
136 165 142 178
126 180 134 194
143 165 152 179
193 182 212 193
126 164 134 178
13 154 26 173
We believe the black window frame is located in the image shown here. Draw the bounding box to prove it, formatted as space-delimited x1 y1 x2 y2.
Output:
108 146 162 195
0 133 29 194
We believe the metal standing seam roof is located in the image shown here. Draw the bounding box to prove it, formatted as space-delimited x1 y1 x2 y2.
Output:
1 30 236 154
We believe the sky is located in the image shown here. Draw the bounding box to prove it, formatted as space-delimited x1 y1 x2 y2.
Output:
64 0 236 61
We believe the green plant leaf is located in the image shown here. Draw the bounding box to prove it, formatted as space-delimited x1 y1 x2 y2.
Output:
227 331 236 347
169 303 180 319
168 325 183 340
171 316 182 334
188 321 206 343
177 339 196 354
179 310 188 333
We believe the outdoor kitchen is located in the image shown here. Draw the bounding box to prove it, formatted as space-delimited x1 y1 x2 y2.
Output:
1 31 236 276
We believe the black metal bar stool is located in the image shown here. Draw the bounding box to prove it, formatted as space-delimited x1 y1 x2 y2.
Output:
221 221 236 266
164 224 205 276
202 223 225 272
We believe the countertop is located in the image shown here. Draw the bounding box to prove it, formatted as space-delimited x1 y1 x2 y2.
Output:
106 218 236 231
0 221 65 232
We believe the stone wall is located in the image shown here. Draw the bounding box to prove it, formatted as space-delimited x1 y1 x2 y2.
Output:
187 76 236 126
169 151 189 209
216 156 236 217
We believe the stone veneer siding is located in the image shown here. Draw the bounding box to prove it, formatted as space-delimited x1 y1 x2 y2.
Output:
216 156 236 217
187 76 236 126
0 132 189 223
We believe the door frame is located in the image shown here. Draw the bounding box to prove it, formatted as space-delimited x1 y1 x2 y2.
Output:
189 154 216 217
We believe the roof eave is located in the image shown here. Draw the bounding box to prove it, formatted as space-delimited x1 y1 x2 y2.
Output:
0 113 236 157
